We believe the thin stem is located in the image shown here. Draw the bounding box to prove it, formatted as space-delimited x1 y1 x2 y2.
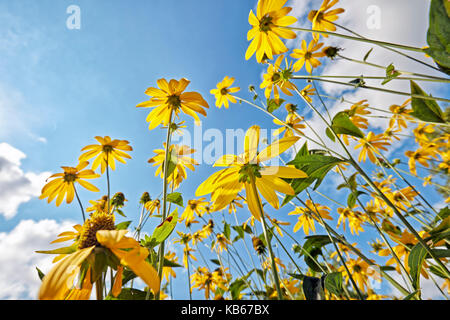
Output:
249 177 283 300
186 246 192 300
95 277 104 300
282 25 425 52
156 109 174 300
74 185 86 222
292 74 450 83
292 76 450 104
106 153 111 214
329 20 442 73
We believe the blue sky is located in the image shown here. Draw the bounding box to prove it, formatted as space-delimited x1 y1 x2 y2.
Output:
0 0 448 299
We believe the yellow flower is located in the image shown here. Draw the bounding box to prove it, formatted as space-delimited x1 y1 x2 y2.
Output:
213 233 231 253
38 213 160 300
291 39 326 73
404 148 436 176
196 125 307 221
148 144 198 189
163 251 178 281
39 161 100 207
191 267 230 300
245 0 297 63
339 258 371 293
273 114 306 138
346 100 371 130
337 207 365 235
260 55 296 101
144 198 161 216
210 76 240 108
354 132 390 163
79 136 132 174
289 200 332 235
388 99 412 130
308 0 345 41
181 197 209 226
86 196 109 214
298 84 316 103
137 78 209 130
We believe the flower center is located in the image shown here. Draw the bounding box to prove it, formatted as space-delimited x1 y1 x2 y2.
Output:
259 15 273 32
63 173 77 183
220 87 229 95
271 72 281 83
167 94 181 108
78 212 115 249
102 144 113 153
238 163 262 183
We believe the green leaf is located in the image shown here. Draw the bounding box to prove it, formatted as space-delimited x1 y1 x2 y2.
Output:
151 209 179 245
347 191 366 209
106 288 148 300
115 221 132 230
283 154 344 206
408 243 428 290
166 192 184 207
267 98 285 113
325 127 336 142
302 276 325 300
382 63 401 85
301 235 332 272
35 243 78 255
115 209 126 218
288 273 305 281
224 222 231 240
229 279 248 300
210 259 221 266
424 0 450 73
427 216 450 244
324 272 344 297
403 290 420 300
363 48 373 61
410 80 445 123
36 267 45 281
331 112 365 139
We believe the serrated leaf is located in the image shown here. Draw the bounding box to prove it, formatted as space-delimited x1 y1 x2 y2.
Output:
166 192 184 207
410 80 445 123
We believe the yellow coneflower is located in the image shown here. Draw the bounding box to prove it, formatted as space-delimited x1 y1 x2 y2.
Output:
137 78 209 130
181 197 209 226
289 200 332 235
39 161 100 207
260 55 296 101
308 0 345 41
354 132 390 163
272 113 306 138
196 125 307 221
245 0 297 63
291 39 326 73
79 136 132 174
210 76 240 109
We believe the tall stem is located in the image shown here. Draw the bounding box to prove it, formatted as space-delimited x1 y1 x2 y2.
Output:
74 185 86 222
106 153 111 214
155 110 174 300
249 177 283 300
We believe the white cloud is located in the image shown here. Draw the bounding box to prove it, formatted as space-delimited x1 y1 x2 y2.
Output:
0 219 75 300
0 143 50 219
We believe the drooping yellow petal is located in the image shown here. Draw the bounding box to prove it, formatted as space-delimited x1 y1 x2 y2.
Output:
244 182 262 221
39 246 95 300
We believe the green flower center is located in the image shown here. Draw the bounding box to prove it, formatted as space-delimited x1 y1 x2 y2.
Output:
238 163 262 183
63 173 77 183
259 15 274 32
167 94 181 108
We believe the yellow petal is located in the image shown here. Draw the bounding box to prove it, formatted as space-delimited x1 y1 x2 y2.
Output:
257 136 299 163
39 246 94 300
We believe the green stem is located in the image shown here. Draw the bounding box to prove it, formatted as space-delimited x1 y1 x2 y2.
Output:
74 185 86 222
292 74 450 83
155 109 174 300
329 20 442 73
292 76 450 103
106 153 111 214
283 26 424 52
95 277 104 300
249 177 283 300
